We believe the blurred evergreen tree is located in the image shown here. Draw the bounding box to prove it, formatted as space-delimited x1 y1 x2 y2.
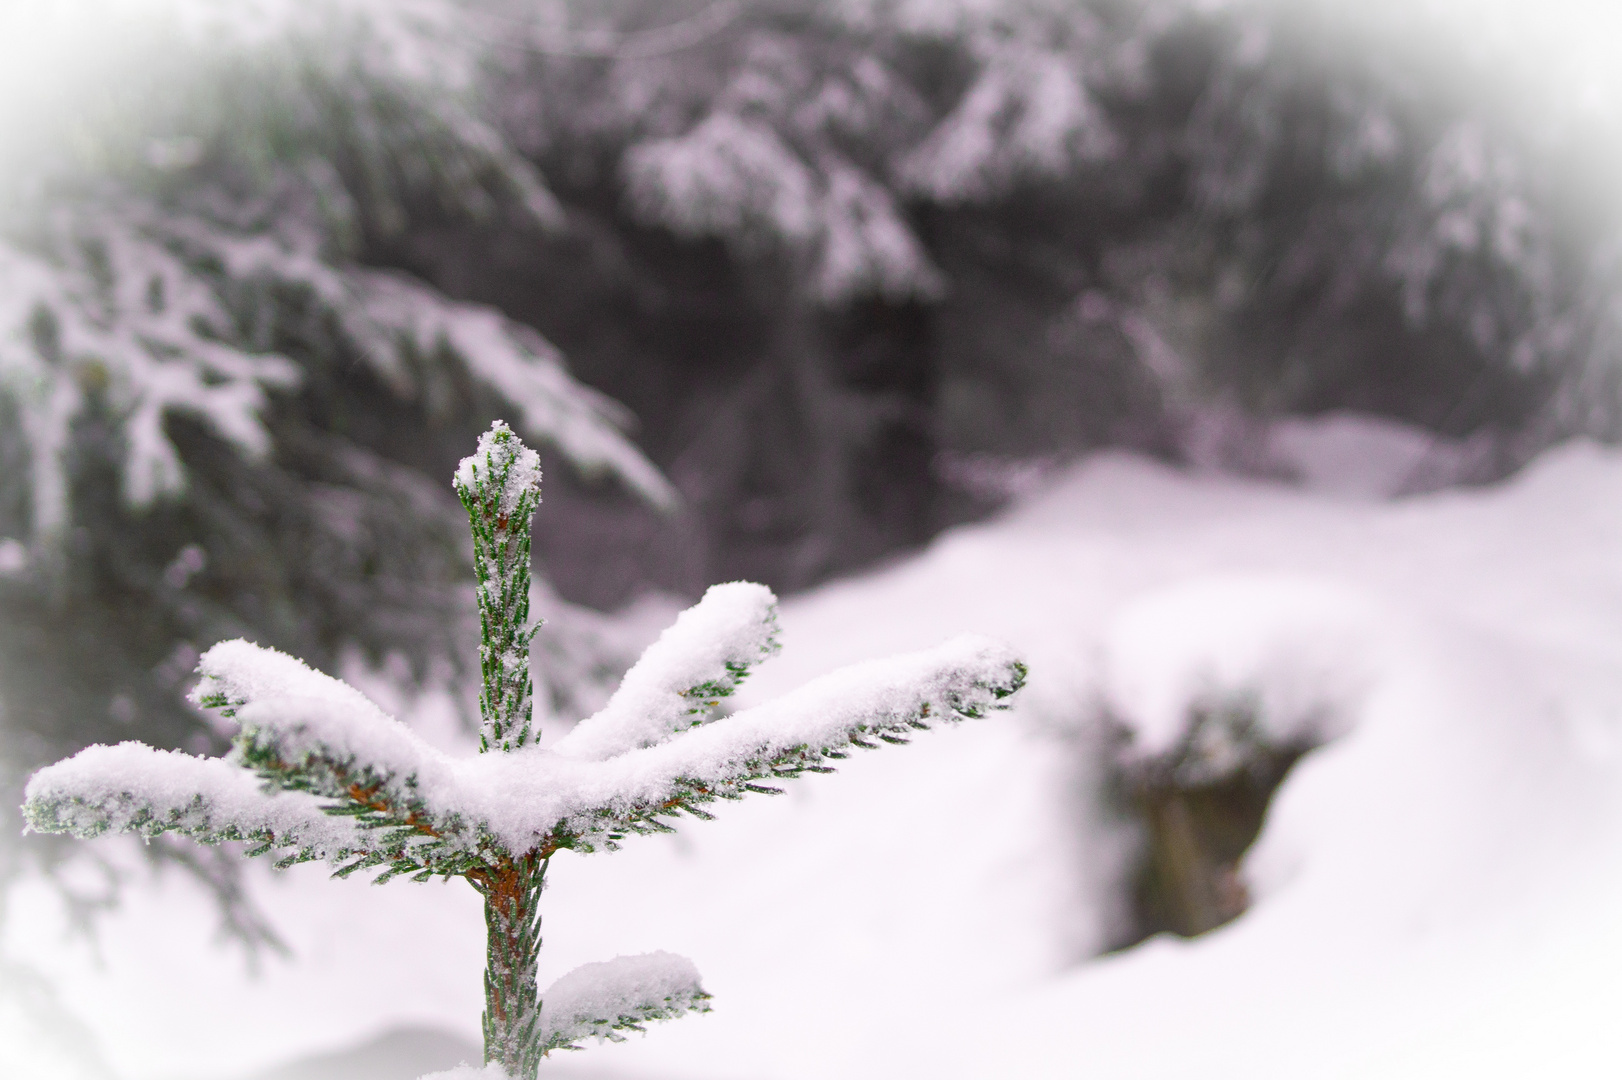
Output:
0 0 677 928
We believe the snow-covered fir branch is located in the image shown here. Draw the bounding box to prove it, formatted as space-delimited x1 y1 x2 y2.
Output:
20 743 368 868
553 581 780 761
26 623 1021 872
25 624 1024 884
536 953 710 1053
0 0 671 560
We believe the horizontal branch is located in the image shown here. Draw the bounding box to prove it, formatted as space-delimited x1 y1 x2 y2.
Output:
182 635 1025 865
564 634 1027 849
22 743 369 868
193 639 495 874
539 952 709 1053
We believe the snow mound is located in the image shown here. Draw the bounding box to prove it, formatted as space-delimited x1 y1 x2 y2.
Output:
417 1065 506 1080
1267 411 1489 499
20 441 1622 1080
1100 573 1384 764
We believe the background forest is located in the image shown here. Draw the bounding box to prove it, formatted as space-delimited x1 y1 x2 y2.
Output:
4 1 1622 1077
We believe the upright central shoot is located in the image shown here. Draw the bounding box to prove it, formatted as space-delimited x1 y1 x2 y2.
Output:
455 423 546 1075
23 421 1027 1080
457 424 542 756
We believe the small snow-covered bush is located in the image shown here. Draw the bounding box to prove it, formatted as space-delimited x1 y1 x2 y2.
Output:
20 422 1025 1079
1097 574 1380 940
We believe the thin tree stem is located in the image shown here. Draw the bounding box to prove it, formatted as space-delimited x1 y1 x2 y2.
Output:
478 854 548 1078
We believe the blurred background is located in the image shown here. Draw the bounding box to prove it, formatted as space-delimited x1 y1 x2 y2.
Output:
5 1 1622 1077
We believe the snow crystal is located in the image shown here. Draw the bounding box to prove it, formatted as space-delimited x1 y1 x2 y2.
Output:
553 582 780 762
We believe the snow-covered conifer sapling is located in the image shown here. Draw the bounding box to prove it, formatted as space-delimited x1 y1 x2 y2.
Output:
21 421 1027 1079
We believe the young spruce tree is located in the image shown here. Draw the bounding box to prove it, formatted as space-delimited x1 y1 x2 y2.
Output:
21 421 1027 1079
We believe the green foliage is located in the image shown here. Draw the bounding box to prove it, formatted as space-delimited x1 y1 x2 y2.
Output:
456 423 545 752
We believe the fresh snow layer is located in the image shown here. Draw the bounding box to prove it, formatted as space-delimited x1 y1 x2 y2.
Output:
622 112 941 305
453 421 542 518
554 582 779 761
539 952 707 1049
1098 574 1381 761
1266 410 1487 498
148 628 1020 862
22 743 365 858
417 1065 507 1080
13 438 1622 1079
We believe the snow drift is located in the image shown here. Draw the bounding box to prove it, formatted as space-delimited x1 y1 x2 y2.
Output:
12 438 1622 1078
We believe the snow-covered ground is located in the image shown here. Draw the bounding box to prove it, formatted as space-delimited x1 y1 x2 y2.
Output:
11 419 1622 1079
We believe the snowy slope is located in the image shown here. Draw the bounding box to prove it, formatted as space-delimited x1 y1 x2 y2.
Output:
12 436 1622 1079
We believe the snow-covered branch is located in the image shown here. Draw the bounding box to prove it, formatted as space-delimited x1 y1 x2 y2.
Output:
566 634 1027 850
538 953 709 1053
22 743 368 869
553 581 780 761
163 629 1026 862
365 276 674 509
0 214 299 540
0 0 674 561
